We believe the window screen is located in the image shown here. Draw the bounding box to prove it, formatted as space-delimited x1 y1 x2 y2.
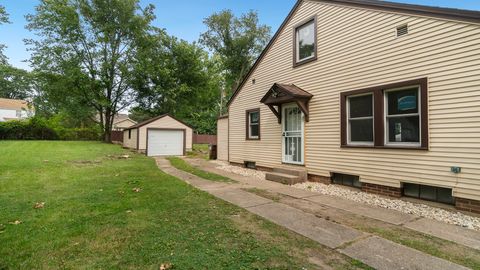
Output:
348 94 373 143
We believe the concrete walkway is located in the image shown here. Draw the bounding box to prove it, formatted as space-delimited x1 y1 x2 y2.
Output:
157 157 472 270
189 158 480 252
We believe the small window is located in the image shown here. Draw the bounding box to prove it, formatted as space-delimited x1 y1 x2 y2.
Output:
246 109 260 140
244 161 256 169
403 183 454 205
397 24 409 37
294 17 316 65
385 87 420 145
348 94 374 144
332 173 362 188
128 129 131 139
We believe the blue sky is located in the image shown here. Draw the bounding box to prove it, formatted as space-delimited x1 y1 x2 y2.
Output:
0 0 479 70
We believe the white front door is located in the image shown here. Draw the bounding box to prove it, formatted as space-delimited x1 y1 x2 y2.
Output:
282 103 304 165
147 129 184 156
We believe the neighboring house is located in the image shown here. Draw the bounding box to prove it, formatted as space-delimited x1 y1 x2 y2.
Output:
112 114 137 131
220 0 480 213
0 98 34 122
94 114 137 130
123 114 193 156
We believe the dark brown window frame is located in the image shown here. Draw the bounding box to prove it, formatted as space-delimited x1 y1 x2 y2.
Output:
246 108 261 140
293 15 317 68
340 78 428 150
128 129 131 139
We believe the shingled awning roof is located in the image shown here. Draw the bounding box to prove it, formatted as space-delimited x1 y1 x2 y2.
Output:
260 83 313 123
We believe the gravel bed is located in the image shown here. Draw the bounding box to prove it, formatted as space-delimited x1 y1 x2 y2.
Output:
210 160 480 231
294 182 480 231
210 160 266 179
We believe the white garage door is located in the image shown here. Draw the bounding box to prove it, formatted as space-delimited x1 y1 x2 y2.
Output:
147 129 184 156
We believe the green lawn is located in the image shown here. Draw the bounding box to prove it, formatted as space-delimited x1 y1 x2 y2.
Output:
167 156 233 183
0 141 367 269
186 144 210 160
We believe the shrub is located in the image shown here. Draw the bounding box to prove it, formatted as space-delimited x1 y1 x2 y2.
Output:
0 118 58 140
0 117 101 141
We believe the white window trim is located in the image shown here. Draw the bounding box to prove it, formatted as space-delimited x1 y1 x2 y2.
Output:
384 86 421 147
248 111 259 139
347 93 374 146
295 21 315 63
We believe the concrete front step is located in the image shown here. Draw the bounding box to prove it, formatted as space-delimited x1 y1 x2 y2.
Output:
272 167 308 181
266 172 303 185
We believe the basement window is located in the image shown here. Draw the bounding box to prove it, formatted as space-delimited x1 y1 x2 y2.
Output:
403 183 454 205
332 173 362 188
244 161 256 169
397 24 409 37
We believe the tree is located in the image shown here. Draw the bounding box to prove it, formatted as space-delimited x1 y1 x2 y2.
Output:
0 5 10 65
26 0 156 142
200 10 271 111
0 65 33 99
131 32 222 134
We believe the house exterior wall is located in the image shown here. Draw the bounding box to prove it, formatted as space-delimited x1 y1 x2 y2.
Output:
123 128 138 149
217 117 229 161
0 108 30 121
228 1 480 200
137 115 193 151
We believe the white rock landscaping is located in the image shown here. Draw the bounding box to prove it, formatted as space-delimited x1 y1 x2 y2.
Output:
211 160 480 231
294 182 480 231
211 160 266 179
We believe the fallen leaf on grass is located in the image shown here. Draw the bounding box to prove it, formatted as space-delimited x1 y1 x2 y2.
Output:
9 220 22 225
126 210 132 214
159 263 172 270
33 202 45 209
43 160 49 162
132 187 141 193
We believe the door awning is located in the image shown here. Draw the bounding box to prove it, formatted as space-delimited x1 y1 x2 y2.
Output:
260 83 313 123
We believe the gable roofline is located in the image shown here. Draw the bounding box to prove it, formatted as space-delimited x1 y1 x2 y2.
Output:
321 0 480 23
226 0 480 108
124 113 193 131
113 118 136 125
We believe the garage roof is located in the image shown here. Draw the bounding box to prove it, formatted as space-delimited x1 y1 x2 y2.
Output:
124 114 193 131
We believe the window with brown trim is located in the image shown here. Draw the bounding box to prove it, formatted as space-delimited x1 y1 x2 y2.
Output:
341 78 428 149
246 109 260 140
293 16 317 67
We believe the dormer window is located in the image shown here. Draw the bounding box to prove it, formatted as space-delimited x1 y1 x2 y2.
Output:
294 16 317 67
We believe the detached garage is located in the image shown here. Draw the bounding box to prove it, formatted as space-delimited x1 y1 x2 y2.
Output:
123 114 193 156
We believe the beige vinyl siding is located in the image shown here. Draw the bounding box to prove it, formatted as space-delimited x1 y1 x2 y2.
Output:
137 115 193 151
123 129 138 149
229 0 480 200
217 118 229 161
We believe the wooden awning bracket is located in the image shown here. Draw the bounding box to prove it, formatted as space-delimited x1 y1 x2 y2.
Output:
260 83 313 123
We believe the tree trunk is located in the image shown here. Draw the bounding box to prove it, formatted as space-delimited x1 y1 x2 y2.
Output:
103 109 113 143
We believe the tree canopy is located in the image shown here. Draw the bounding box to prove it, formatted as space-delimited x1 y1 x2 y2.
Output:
0 5 10 65
131 32 222 134
200 10 271 111
26 0 156 142
0 2 273 138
